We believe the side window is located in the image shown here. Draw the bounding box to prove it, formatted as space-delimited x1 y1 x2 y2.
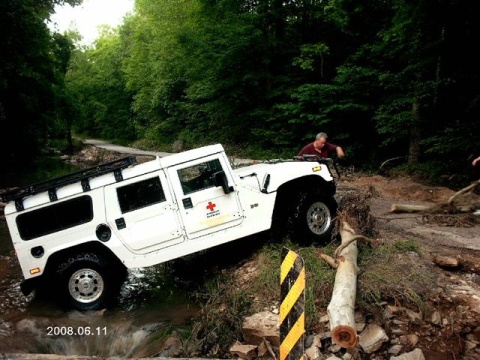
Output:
178 159 223 195
117 177 166 214
16 195 93 240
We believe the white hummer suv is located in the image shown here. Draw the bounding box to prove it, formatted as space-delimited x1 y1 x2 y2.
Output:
2 144 337 310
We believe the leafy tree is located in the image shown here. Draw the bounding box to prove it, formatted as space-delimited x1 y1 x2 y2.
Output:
0 0 81 171
56 0 480 180
330 0 480 166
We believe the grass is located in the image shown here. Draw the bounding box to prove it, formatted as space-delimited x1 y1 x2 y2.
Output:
356 237 435 315
175 232 437 357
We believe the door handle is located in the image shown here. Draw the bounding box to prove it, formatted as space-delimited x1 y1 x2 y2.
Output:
115 217 126 230
182 197 193 209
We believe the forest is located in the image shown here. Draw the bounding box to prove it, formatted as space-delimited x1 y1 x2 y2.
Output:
1 0 480 185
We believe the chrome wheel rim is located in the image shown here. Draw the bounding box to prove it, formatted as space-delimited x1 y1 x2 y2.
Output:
68 268 104 303
306 201 331 235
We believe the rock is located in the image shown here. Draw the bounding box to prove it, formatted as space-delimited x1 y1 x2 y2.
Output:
391 328 406 335
430 310 441 325
464 340 477 353
312 333 323 348
432 255 460 269
156 335 183 357
230 340 258 360
469 326 480 343
319 331 332 340
319 314 330 323
388 344 403 355
399 334 419 348
328 344 342 353
390 348 425 360
355 321 366 332
305 342 322 360
305 334 315 348
384 305 404 320
404 309 422 322
305 334 322 360
355 312 367 332
257 339 276 359
0 320 12 337
172 140 186 152
358 324 389 353
354 311 366 323
16 319 38 334
242 311 280 347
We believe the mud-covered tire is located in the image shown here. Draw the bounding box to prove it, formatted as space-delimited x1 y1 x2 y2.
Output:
56 253 119 310
291 192 337 243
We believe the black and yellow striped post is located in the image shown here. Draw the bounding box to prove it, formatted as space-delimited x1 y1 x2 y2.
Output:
280 247 305 360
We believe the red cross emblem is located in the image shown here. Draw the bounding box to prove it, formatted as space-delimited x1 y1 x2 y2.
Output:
206 202 216 211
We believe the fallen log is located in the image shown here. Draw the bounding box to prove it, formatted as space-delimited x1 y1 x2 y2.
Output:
390 203 474 214
447 179 480 204
390 203 432 213
326 217 359 348
390 179 480 214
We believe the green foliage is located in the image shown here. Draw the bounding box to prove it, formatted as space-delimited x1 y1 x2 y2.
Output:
4 0 480 184
387 159 475 189
65 27 136 142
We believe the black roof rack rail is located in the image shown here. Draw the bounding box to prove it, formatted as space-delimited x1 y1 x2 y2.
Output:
1 156 137 206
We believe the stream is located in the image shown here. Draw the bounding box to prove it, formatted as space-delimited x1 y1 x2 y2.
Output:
0 156 201 357
0 219 200 357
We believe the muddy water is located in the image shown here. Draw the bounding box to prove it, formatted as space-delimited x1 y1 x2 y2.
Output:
0 221 200 357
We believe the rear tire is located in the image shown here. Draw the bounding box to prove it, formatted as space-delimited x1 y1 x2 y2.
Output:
291 192 337 243
56 253 121 310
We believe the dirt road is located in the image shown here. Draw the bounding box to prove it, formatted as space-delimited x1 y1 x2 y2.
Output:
340 175 480 251
83 139 172 157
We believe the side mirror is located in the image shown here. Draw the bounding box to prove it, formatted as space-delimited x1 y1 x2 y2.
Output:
212 171 234 194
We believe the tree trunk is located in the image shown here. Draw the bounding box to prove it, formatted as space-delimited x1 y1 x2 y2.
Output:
408 77 423 163
327 219 358 348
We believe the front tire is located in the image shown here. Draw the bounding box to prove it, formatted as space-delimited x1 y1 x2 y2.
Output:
291 193 337 243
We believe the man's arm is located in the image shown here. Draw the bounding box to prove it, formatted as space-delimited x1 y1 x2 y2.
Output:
473 156 480 166
336 146 345 158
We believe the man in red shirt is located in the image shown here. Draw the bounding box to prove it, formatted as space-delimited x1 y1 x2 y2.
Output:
298 132 345 159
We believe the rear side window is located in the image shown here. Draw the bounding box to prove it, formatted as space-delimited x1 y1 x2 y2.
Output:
16 195 93 240
117 177 166 214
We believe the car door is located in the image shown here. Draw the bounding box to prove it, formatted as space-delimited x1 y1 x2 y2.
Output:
105 171 184 253
167 155 244 239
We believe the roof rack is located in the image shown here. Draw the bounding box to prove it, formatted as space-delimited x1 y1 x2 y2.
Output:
1 156 137 210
